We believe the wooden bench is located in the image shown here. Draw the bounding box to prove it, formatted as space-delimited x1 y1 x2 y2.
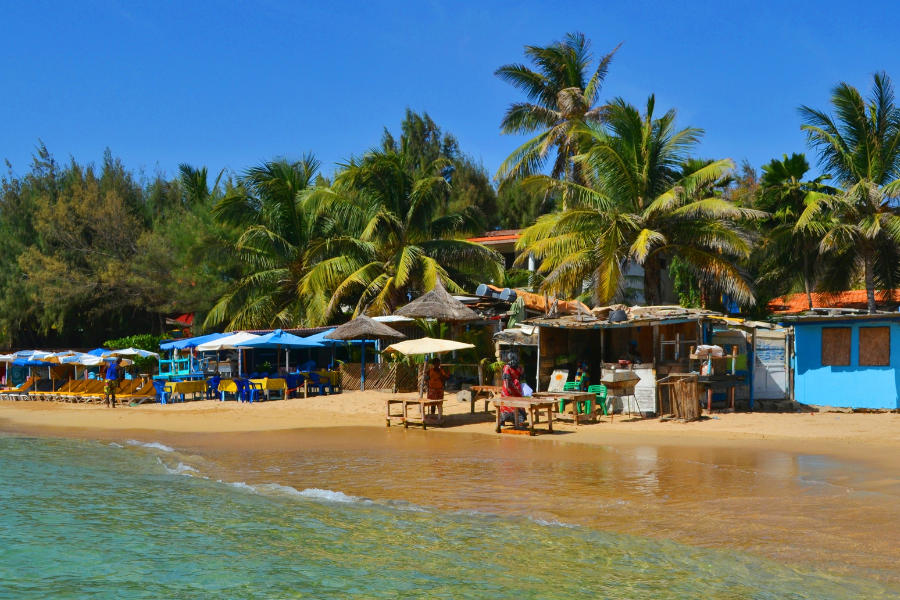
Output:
385 398 445 430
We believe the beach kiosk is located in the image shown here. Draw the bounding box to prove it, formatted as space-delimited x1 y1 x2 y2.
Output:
780 310 900 410
526 306 732 417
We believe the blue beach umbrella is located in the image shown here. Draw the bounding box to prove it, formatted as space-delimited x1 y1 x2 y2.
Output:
236 329 322 372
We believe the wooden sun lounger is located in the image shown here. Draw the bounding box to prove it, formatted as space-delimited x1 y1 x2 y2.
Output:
29 380 69 401
0 377 36 401
63 380 106 403
117 381 157 405
81 379 139 403
58 380 87 402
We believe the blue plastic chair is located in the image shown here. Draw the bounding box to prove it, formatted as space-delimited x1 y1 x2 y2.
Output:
244 379 263 403
206 376 221 400
153 381 170 404
307 372 329 396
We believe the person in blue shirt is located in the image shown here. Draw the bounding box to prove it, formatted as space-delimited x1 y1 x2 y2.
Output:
104 358 123 408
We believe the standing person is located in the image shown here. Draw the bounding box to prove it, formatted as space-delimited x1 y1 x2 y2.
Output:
500 352 527 428
426 357 449 400
104 358 123 408
426 357 449 414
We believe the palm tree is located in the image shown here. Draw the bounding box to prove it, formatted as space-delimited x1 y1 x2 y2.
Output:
754 153 834 310
517 95 763 306
203 154 325 330
495 32 620 187
798 72 900 314
300 150 504 322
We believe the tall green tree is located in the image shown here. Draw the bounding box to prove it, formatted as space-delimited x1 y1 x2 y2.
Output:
798 72 900 313
754 153 834 310
204 155 325 330
495 32 620 186
517 96 762 306
300 149 503 322
382 109 499 224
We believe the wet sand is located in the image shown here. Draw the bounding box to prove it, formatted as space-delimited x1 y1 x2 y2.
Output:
3 396 900 583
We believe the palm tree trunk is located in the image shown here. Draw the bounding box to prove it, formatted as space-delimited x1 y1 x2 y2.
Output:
864 246 877 314
643 256 662 306
803 253 813 311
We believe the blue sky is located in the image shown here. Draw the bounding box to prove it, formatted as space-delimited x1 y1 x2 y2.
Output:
2 1 898 181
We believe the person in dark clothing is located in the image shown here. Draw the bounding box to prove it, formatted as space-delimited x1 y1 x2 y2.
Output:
104 358 123 408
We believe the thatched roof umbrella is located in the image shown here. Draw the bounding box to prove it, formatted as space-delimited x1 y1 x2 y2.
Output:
395 279 482 396
394 278 480 322
325 315 405 391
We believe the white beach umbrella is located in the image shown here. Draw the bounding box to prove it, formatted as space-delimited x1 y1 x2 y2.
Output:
196 332 261 376
195 332 261 351
383 338 475 355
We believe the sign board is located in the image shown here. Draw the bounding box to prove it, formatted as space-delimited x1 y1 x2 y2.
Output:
547 369 569 392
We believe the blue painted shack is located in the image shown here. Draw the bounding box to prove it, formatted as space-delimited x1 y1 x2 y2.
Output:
781 312 900 409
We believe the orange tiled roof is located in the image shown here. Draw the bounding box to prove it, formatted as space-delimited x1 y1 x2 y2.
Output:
768 290 900 314
467 229 522 244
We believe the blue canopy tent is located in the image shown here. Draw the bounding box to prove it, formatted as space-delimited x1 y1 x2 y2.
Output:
13 358 52 380
235 329 322 372
86 348 106 356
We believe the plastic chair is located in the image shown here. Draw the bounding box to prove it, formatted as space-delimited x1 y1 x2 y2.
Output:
307 372 329 396
587 384 608 416
153 381 170 404
206 376 221 400
243 379 262 403
560 381 578 411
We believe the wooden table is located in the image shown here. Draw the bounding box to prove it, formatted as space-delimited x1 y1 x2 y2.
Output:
384 398 444 429
469 385 502 414
532 391 596 426
251 378 286 401
492 398 556 436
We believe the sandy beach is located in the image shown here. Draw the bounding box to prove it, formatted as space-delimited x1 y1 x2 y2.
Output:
2 392 900 458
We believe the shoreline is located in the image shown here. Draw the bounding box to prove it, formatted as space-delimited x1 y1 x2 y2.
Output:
5 396 900 586
3 393 900 478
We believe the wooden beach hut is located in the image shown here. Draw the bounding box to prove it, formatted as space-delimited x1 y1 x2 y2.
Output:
525 306 742 417
780 310 900 410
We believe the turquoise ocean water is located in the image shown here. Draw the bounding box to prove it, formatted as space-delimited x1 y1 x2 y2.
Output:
0 433 897 599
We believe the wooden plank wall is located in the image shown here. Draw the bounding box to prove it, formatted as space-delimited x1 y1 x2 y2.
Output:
859 327 891 366
821 327 851 366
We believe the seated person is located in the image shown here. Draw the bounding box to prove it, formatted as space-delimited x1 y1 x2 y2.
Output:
621 340 643 365
574 360 590 391
499 352 528 428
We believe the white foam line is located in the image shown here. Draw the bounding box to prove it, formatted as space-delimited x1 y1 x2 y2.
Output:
126 440 174 452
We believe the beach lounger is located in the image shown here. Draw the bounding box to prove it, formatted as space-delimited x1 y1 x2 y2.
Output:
29 379 68 402
0 377 37 401
81 379 137 403
58 380 88 402
117 381 157 405
64 380 105 403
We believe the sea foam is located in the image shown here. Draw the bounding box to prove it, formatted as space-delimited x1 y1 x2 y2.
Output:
126 440 174 452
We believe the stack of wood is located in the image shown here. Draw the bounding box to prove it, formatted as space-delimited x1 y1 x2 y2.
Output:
656 373 701 422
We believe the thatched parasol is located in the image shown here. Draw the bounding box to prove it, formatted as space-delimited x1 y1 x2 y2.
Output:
324 315 406 342
325 315 405 390
394 278 480 322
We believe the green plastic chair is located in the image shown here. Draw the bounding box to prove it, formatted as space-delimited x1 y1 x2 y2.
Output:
587 384 608 416
561 381 578 412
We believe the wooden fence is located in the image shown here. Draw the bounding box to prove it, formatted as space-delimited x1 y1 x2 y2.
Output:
339 363 419 392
